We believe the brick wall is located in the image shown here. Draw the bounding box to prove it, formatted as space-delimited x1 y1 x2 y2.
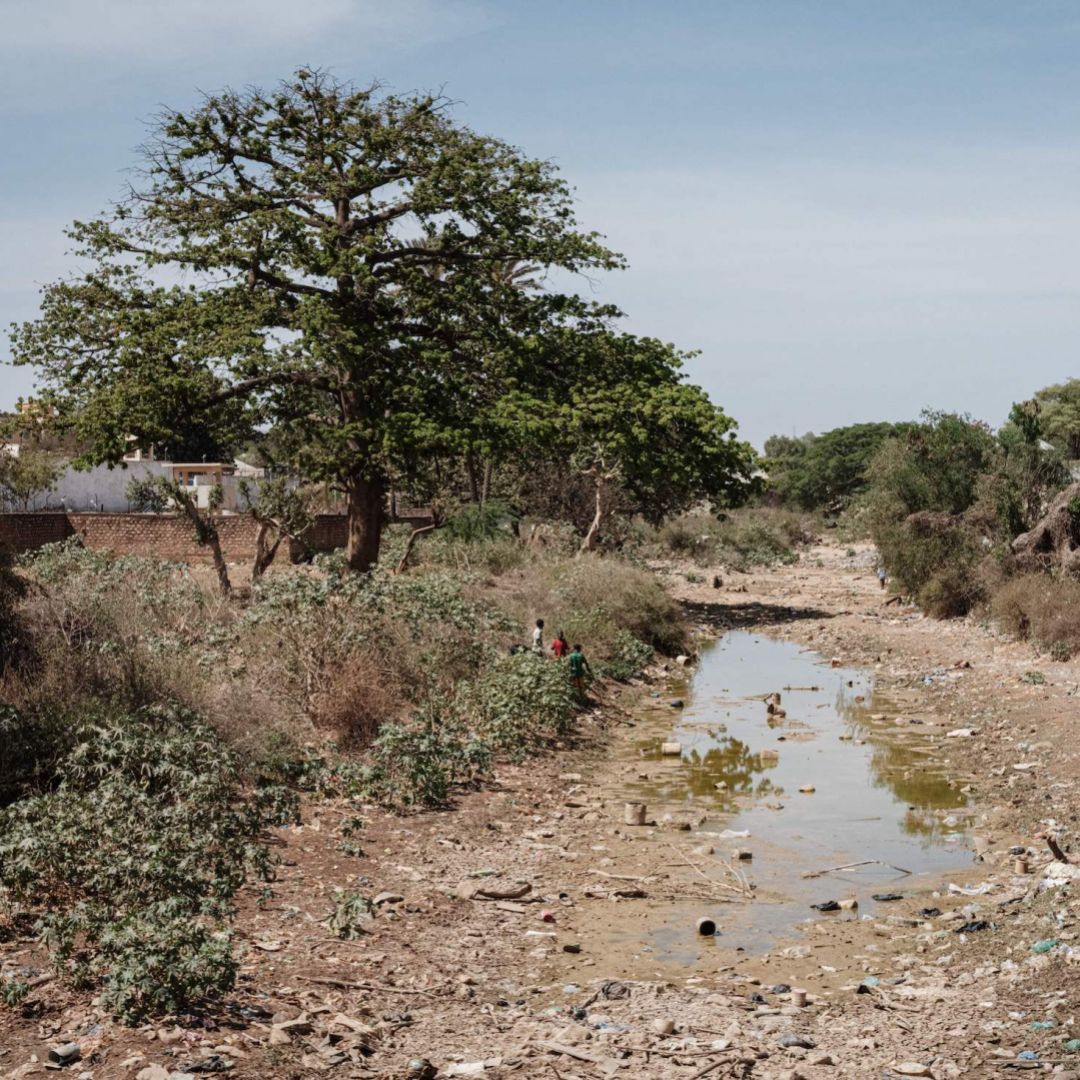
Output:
0 512 349 564
0 513 74 553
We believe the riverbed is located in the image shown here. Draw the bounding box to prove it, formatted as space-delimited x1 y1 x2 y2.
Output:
602 630 975 967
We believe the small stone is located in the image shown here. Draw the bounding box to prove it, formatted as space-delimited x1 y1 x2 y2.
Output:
777 1033 816 1049
136 1068 170 1080
894 1064 933 1077
651 1018 675 1035
373 892 404 906
808 1052 835 1066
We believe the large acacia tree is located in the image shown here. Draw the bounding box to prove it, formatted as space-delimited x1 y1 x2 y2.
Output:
10 70 620 571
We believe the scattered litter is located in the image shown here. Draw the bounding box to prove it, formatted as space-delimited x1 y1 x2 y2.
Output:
1031 939 1059 954
872 892 904 903
954 920 991 934
948 882 994 896
811 900 840 912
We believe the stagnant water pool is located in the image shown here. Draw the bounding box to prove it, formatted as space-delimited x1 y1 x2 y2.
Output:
609 631 975 961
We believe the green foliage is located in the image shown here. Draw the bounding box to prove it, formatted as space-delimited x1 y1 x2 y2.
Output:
866 408 1070 617
0 704 296 1022
10 69 622 572
594 629 653 680
499 331 758 546
445 500 519 542
0 447 59 511
327 891 375 939
1034 379 1080 458
459 651 578 758
867 412 999 520
655 508 814 571
764 422 915 511
362 705 492 809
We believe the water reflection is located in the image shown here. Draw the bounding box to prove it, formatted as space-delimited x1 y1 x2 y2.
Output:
605 631 974 962
631 634 965 842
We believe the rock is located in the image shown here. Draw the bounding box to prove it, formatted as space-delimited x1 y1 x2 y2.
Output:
946 728 976 738
777 1033 816 1049
676 655 692 667
661 741 683 755
136 1069 170 1080
669 700 685 709
808 1052 835 1066
407 1060 437 1080
373 892 404 906
446 1063 499 1077
268 1026 292 1046
894 1064 933 1077
651 1018 676 1035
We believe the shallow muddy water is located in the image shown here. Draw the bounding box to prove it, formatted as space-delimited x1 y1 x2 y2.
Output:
607 631 975 964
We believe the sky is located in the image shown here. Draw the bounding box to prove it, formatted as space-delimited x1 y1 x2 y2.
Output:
2 0 1079 449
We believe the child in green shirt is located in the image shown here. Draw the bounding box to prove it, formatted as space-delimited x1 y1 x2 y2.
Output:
568 644 591 700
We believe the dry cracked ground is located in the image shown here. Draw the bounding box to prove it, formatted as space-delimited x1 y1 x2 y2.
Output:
4 542 1080 1079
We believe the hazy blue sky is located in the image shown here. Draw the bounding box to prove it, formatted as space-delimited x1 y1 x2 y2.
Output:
2 0 1079 448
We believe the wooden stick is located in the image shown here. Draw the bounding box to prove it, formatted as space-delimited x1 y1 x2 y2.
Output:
298 975 440 998
688 1059 729 1079
801 858 911 879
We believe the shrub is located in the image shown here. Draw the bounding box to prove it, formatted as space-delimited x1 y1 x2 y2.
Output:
362 705 491 809
990 573 1080 657
594 629 654 680
654 508 815 570
0 704 295 1022
874 512 986 617
460 651 578 758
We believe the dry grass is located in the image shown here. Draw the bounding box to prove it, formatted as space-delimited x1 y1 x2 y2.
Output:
990 573 1080 658
309 655 405 749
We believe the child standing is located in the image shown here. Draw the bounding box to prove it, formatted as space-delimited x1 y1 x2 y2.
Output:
532 618 545 654
551 632 569 659
568 643 591 700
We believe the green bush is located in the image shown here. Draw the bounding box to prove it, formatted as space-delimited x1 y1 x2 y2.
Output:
0 704 295 1022
654 508 814 571
461 651 578 758
594 629 653 680
361 705 492 809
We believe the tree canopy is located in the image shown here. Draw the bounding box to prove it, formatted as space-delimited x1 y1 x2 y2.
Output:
1034 379 1080 459
9 70 627 570
763 422 911 511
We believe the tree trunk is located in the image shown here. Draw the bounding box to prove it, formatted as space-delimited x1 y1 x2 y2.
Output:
345 471 385 573
481 459 493 506
578 473 606 556
175 490 231 595
396 522 439 574
465 453 481 504
251 520 282 581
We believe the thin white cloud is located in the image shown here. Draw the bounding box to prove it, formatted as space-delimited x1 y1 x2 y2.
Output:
1 0 489 60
